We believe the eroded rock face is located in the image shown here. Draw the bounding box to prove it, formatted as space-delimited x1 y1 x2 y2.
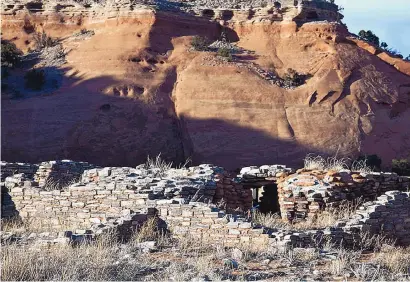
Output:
1 2 410 169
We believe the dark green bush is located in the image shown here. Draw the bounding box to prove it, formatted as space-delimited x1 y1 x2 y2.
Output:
392 159 410 176
217 47 232 61
24 69 46 90
357 154 382 171
1 40 22 67
358 30 380 46
191 36 208 51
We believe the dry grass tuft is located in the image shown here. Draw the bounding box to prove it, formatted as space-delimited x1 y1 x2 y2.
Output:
374 245 410 274
330 248 361 276
131 217 168 247
303 153 373 173
43 175 78 191
252 200 361 231
144 153 173 177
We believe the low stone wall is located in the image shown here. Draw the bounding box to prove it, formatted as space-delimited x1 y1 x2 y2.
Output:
277 170 410 221
34 160 95 187
159 204 270 247
3 191 410 249
342 191 410 246
1 161 38 181
3 161 410 248
2 162 255 228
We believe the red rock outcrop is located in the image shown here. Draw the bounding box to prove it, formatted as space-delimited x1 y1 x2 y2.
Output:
2 4 410 170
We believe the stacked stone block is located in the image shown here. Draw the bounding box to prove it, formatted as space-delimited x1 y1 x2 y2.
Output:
342 191 410 246
34 160 95 187
214 174 253 212
3 162 252 230
1 161 38 181
277 170 410 221
159 203 270 247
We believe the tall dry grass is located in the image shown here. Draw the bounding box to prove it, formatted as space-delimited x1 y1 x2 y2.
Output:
252 199 361 231
303 153 373 173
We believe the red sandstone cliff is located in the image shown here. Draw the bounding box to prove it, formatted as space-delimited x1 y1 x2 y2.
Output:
1 5 410 169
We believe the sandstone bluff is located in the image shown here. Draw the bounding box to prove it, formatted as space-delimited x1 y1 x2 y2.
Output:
2 0 410 170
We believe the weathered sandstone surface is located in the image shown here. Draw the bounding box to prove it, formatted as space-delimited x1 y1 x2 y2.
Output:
2 1 410 170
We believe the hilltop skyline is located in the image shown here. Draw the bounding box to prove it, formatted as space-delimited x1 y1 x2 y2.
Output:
338 0 410 56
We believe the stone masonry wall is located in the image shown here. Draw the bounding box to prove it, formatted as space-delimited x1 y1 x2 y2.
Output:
342 191 410 246
3 161 410 248
2 162 256 229
277 170 410 221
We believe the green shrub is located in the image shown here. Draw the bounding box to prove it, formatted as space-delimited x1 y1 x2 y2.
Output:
358 30 380 47
33 31 57 50
217 47 232 61
357 154 382 171
392 159 410 176
191 36 208 51
1 40 22 67
24 69 46 90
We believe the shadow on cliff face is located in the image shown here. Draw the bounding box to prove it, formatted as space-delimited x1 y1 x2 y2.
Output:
1 65 325 169
1 65 186 167
180 115 324 170
147 10 238 54
1 14 330 170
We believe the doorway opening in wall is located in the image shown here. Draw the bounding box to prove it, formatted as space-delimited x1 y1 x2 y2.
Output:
252 184 280 215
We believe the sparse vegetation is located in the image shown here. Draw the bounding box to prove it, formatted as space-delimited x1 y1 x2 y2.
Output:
73 28 95 38
283 68 307 87
144 153 173 177
1 40 22 67
217 47 233 61
303 153 374 173
391 158 410 176
191 35 209 51
303 154 349 171
356 154 382 171
2 220 409 281
43 175 79 191
24 69 46 91
253 199 362 231
358 30 380 46
33 31 58 50
359 31 405 58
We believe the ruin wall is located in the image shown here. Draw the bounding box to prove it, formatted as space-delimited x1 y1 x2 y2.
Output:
277 170 410 221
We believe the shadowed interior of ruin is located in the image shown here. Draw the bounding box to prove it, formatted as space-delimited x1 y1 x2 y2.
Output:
252 184 280 214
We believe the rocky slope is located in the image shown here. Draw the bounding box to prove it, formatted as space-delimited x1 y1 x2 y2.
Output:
1 0 410 170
